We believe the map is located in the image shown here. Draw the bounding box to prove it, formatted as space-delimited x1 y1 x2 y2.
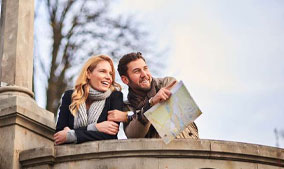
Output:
144 81 202 144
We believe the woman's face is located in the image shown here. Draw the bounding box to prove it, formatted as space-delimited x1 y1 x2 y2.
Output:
87 60 113 92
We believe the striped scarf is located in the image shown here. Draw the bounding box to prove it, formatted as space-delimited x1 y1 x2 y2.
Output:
74 87 111 129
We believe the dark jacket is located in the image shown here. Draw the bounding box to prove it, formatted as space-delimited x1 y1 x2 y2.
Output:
56 90 124 143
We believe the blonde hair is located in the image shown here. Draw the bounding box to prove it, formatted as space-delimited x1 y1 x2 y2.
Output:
69 55 121 116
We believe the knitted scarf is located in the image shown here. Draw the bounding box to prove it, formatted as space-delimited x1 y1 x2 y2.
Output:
74 87 111 129
127 78 159 110
127 78 161 138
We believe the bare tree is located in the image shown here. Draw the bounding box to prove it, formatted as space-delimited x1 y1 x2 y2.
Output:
34 0 162 117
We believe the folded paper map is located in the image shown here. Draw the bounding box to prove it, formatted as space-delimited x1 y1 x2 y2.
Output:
144 81 202 144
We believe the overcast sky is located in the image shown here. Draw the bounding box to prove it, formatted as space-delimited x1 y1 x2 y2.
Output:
112 0 284 148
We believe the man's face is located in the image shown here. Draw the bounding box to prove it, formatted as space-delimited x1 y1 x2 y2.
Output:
123 58 152 92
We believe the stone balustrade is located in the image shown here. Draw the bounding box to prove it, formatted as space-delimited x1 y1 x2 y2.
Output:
20 139 284 169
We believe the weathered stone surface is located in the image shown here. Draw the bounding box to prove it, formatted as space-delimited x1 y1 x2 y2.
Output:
0 95 55 131
25 165 53 169
257 143 284 159
98 138 164 152
0 126 16 169
158 158 258 169
55 141 99 158
0 95 55 169
0 125 54 169
20 147 55 162
0 0 34 90
55 157 159 169
163 138 210 150
210 140 260 155
258 164 283 169
20 147 55 167
20 139 284 169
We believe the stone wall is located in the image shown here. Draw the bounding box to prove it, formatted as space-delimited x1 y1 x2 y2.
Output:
20 139 284 169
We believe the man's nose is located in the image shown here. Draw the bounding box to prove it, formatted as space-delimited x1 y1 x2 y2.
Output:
140 70 146 77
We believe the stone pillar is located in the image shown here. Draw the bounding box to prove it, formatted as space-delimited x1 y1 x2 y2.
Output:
0 0 55 169
0 0 33 91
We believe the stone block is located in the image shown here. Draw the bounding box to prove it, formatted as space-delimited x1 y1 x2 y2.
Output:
210 140 259 156
163 138 210 150
0 95 55 139
98 138 164 152
54 157 159 169
258 163 284 169
0 94 55 169
55 141 99 159
0 95 54 127
157 158 258 169
20 147 55 167
25 165 53 169
257 144 284 159
0 126 16 169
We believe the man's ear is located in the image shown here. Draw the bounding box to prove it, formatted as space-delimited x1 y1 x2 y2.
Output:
121 75 129 85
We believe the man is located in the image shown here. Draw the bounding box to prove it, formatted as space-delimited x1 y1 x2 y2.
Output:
109 52 198 139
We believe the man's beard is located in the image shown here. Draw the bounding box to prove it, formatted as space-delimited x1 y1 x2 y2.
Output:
129 77 152 92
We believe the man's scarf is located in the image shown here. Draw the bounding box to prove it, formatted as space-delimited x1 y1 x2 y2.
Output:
127 78 161 138
127 78 159 110
74 87 111 129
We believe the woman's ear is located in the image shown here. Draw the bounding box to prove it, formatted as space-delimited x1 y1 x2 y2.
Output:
86 70 91 80
121 75 129 85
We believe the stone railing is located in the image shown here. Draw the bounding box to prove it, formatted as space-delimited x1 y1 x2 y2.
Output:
20 139 284 169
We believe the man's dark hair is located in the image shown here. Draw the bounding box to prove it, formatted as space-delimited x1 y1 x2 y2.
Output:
117 52 146 77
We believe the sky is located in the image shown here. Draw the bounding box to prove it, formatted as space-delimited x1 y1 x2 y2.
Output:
112 0 284 148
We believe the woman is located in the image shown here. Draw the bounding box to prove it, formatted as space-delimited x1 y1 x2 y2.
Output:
54 55 125 144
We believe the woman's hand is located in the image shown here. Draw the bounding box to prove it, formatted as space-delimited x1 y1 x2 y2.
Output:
54 127 70 145
107 110 127 122
96 121 119 135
